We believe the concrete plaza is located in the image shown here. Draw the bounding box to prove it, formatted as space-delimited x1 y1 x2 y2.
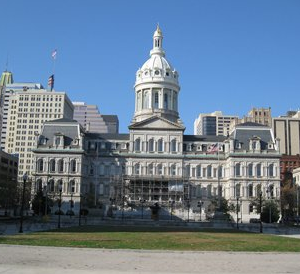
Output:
0 244 299 274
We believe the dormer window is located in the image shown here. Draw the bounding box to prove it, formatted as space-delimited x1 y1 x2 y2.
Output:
55 136 60 146
155 70 160 75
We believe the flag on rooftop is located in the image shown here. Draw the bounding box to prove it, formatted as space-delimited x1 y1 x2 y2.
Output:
48 74 54 91
207 143 220 154
52 49 57 59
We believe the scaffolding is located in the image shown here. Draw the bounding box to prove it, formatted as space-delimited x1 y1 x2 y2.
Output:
110 174 190 208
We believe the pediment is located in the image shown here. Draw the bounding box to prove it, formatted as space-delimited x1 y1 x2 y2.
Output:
129 116 185 131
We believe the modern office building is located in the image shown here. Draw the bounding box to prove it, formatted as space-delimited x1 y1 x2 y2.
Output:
32 26 281 222
73 102 119 133
2 83 73 180
273 111 300 180
0 71 14 139
194 111 238 136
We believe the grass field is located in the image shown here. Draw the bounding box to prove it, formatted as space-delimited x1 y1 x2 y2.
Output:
1 225 300 252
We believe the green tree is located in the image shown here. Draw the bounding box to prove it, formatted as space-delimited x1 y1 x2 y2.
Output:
31 189 53 215
261 200 280 223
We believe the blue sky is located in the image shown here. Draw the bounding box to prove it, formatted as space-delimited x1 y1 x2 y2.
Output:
1 0 300 134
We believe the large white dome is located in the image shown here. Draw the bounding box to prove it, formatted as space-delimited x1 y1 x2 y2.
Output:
135 26 179 87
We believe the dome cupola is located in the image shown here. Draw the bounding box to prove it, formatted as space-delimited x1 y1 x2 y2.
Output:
132 26 182 125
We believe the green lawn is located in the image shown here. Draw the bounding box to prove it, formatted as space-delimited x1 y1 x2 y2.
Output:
1 225 300 252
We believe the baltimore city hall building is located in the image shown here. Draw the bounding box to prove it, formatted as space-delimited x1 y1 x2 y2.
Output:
32 26 281 222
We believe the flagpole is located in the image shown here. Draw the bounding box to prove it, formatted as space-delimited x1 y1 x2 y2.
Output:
50 49 57 91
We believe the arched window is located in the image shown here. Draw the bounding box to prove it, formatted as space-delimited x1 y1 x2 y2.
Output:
157 164 163 175
50 159 55 173
38 159 44 172
49 179 55 192
158 139 163 152
235 163 241 176
268 185 274 198
70 159 77 173
207 165 212 178
256 164 262 177
154 92 159 109
207 185 212 197
248 184 253 197
171 139 177 152
235 183 241 197
134 138 141 152
36 179 42 192
256 184 262 197
185 165 190 177
69 180 75 193
164 93 168 109
134 163 140 175
56 179 63 193
58 159 64 173
173 91 177 111
137 92 142 111
143 91 149 109
196 165 201 177
149 139 154 152
171 164 176 176
148 163 154 175
248 163 253 177
268 164 274 177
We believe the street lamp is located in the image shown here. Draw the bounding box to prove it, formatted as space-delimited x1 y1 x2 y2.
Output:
139 198 146 219
266 187 272 224
19 172 28 233
259 190 263 233
169 200 175 220
186 199 190 222
297 186 299 226
197 200 203 221
122 195 125 221
236 196 239 229
58 183 62 228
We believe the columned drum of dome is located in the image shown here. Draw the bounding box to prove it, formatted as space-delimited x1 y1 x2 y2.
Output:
132 26 182 125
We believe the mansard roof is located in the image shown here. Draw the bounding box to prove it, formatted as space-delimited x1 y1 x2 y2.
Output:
183 135 226 142
86 133 129 141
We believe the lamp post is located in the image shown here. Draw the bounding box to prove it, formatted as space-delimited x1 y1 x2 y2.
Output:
259 191 263 233
140 198 145 219
186 199 190 222
79 194 83 226
236 196 239 229
266 187 272 223
169 200 175 220
69 193 74 218
122 195 125 221
197 200 203 221
297 186 299 226
58 183 62 229
19 172 28 233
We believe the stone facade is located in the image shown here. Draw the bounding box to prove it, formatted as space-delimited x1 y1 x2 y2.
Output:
31 26 281 222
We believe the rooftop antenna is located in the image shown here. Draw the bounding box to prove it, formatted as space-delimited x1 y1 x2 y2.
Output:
5 53 9 71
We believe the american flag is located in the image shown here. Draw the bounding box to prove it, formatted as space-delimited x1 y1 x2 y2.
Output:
207 143 220 153
48 74 54 90
52 49 57 59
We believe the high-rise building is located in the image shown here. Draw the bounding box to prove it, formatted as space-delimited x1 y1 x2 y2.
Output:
2 83 73 180
0 71 14 139
273 110 300 180
194 111 238 136
229 107 272 134
72 102 119 133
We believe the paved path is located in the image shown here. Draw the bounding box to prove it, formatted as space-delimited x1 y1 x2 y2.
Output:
0 245 300 274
